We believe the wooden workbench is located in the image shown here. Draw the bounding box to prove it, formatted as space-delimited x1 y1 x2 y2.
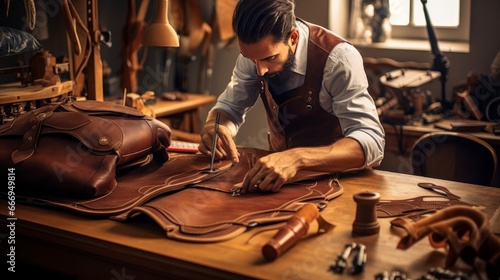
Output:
1 169 499 279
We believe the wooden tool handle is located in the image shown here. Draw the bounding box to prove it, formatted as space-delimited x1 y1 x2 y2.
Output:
262 203 319 261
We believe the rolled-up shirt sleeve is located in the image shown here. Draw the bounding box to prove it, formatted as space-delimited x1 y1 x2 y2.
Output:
211 55 261 135
322 43 386 168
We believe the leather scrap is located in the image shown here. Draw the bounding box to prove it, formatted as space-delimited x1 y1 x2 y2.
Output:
376 182 476 221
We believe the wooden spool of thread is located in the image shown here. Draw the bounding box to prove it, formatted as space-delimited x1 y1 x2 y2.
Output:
352 192 381 236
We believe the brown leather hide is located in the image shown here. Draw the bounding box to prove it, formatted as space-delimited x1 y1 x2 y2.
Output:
116 147 343 242
11 147 343 242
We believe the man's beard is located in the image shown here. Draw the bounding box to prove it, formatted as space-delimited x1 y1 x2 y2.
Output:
264 47 296 85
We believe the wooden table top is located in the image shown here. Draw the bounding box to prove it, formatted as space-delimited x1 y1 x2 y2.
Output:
1 169 499 279
148 93 216 117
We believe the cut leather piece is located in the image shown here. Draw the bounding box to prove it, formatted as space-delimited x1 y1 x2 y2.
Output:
119 148 343 242
376 182 475 220
14 152 234 216
391 205 500 280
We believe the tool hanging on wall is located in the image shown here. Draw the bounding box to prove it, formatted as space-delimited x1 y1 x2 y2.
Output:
170 0 213 93
61 0 92 97
123 0 237 94
121 0 150 94
215 0 237 44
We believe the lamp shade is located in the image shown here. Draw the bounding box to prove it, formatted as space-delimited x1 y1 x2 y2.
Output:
142 0 179 47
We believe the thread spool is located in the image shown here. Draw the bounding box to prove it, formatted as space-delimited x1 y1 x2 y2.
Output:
352 192 380 236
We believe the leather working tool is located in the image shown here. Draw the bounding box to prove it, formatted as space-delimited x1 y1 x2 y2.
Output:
203 111 220 173
262 203 335 262
121 0 149 93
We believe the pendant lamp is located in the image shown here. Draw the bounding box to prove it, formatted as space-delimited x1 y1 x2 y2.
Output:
142 0 179 47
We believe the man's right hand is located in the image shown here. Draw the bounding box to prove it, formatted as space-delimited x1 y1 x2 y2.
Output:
198 110 240 165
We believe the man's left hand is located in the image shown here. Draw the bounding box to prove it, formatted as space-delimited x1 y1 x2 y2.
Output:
240 151 299 193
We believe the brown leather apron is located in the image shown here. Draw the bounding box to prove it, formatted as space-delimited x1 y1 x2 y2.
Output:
261 20 345 151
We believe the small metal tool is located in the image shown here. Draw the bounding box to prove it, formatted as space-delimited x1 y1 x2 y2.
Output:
329 243 354 273
202 111 221 173
329 243 367 275
349 243 366 275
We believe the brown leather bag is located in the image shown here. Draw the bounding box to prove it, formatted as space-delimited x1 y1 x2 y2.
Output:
0 99 171 198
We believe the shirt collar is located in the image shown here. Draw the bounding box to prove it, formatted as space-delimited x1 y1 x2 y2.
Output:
293 20 309 76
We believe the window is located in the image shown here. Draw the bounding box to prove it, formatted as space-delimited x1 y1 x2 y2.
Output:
389 0 469 42
390 0 459 27
329 0 471 52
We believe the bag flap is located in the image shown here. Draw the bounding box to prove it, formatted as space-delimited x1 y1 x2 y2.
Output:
2 111 122 152
62 100 145 117
42 112 123 152
5 109 123 164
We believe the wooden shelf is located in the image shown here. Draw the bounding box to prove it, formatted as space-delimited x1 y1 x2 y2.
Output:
149 93 216 117
0 81 74 105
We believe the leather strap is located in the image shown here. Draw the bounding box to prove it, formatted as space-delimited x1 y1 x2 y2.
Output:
11 103 60 164
391 205 500 279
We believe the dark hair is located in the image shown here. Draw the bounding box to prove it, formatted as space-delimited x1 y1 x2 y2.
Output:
232 0 296 44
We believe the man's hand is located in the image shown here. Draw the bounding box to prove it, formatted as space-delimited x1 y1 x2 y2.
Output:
240 150 299 193
198 110 240 164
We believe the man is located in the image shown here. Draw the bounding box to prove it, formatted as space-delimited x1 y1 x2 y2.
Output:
198 0 385 193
